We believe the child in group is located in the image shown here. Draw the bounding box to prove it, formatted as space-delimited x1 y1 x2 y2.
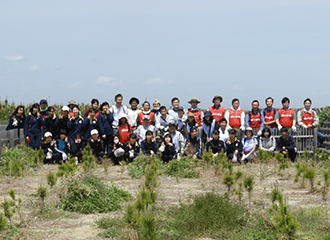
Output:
98 101 114 153
88 129 105 160
108 135 125 164
136 115 156 145
118 114 133 144
183 113 199 139
67 106 84 143
277 128 297 162
24 103 43 149
44 106 58 138
140 130 158 156
54 129 70 162
241 127 258 163
84 98 100 118
82 108 98 141
69 134 86 162
205 130 225 158
55 106 70 138
41 132 61 164
124 133 140 162
159 133 176 163
6 105 25 138
225 129 243 163
259 128 276 153
184 127 203 159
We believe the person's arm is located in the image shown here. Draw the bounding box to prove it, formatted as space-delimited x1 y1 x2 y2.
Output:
297 110 307 128
245 113 250 128
286 136 296 150
170 145 176 155
196 138 202 156
247 139 258 155
24 115 30 137
260 110 265 131
313 110 319 127
205 141 210 152
237 140 243 155
98 114 105 136
178 133 185 154
240 111 245 129
224 110 230 123
259 138 266 151
275 111 281 129
269 136 276 152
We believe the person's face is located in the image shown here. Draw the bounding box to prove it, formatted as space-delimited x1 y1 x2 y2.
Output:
232 101 239 110
252 102 259 111
266 99 273 108
92 102 98 110
130 138 136 144
205 116 210 122
304 101 311 110
46 136 52 143
246 131 252 138
281 131 288 138
73 107 79 117
89 111 95 118
169 125 176 133
220 121 227 130
160 108 167 116
17 107 24 116
165 136 171 143
33 107 38 114
172 100 180 108
120 117 126 124
102 105 109 112
190 101 198 108
188 116 194 122
92 133 99 140
60 134 66 140
75 137 82 144
143 103 150 111
263 131 270 138
116 97 123 105
40 103 47 109
153 102 160 109
48 109 54 117
190 130 197 138
178 110 184 118
230 133 236 140
214 99 221 106
131 101 138 109
282 101 290 109
143 119 149 126
146 134 152 141
213 133 219 140
63 111 69 117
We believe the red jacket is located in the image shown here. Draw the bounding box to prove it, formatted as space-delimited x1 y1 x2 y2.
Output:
301 110 314 126
187 108 202 126
119 124 133 144
278 108 295 128
228 108 244 129
209 106 226 123
138 112 155 125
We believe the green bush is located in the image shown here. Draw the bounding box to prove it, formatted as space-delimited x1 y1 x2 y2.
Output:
59 175 131 213
0 146 43 177
163 158 200 178
127 155 152 179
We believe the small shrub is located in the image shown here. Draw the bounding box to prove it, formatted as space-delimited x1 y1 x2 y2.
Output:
303 166 316 192
243 176 254 205
128 155 151 179
163 158 200 178
59 175 131 213
46 172 58 188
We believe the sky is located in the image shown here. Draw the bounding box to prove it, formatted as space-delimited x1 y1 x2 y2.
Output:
1 0 330 110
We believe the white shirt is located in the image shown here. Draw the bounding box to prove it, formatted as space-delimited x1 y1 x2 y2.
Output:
110 105 128 128
136 125 155 145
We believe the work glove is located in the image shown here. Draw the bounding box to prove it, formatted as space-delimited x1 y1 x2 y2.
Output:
292 125 297 132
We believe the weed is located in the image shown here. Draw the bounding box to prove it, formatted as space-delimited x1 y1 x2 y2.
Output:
59 175 131 213
303 165 316 192
81 145 97 173
243 176 254 205
163 157 200 178
46 172 58 188
223 174 234 198
37 185 47 206
127 155 151 179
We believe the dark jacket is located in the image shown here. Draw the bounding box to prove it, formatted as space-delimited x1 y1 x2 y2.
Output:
55 115 70 137
88 138 104 156
98 112 114 136
67 116 84 142
69 141 86 159
206 138 225 154
24 113 43 137
162 144 176 157
82 117 98 141
124 141 140 158
277 135 296 152
141 140 158 155
44 115 58 137
225 138 243 156
6 114 25 130
184 136 202 156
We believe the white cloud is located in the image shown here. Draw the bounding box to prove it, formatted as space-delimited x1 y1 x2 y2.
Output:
96 76 122 86
4 55 23 61
144 77 164 85
30 65 38 71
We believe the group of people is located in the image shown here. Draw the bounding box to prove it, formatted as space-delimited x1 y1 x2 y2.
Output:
6 94 323 164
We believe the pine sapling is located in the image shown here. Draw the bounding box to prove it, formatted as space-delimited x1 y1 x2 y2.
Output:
243 176 254 205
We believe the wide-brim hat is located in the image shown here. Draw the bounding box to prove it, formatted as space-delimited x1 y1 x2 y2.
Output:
187 112 195 117
212 95 223 103
68 100 77 105
188 97 201 104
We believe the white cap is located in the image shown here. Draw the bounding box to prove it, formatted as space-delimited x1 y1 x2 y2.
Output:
62 106 70 112
143 115 150 120
91 129 98 135
44 132 52 138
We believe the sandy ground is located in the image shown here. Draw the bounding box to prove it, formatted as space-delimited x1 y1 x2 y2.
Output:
0 161 329 240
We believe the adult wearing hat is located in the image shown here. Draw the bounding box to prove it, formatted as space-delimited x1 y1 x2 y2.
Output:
241 127 258 163
183 112 199 139
127 97 141 130
277 127 297 162
187 97 204 127
202 111 219 143
209 95 226 123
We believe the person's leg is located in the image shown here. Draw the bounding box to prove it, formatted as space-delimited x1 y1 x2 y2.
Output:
318 132 326 146
288 149 296 162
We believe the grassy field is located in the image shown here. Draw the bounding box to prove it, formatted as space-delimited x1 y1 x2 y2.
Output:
1 146 330 239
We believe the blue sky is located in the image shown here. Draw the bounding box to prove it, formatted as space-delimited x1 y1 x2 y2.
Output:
1 0 329 110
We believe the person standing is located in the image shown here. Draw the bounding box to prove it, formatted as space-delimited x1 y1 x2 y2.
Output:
110 94 128 136
275 97 297 132
209 95 226 123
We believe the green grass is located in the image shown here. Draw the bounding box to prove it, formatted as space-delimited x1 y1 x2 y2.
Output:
59 174 131 214
163 157 200 178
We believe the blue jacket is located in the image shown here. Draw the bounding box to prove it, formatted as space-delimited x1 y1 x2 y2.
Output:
98 112 114 136
6 114 25 130
44 115 58 137
82 117 98 141
141 140 158 155
24 113 43 137
67 116 84 141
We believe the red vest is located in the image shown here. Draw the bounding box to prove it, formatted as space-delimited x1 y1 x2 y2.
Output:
278 108 295 128
248 111 261 130
264 108 277 128
228 108 244 129
301 110 314 126
187 109 202 126
209 106 226 123
119 124 133 144
138 112 155 125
